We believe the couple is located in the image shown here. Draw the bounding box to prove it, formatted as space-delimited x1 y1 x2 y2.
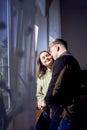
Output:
36 38 81 130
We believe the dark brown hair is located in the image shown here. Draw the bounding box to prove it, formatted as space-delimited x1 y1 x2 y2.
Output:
37 50 53 78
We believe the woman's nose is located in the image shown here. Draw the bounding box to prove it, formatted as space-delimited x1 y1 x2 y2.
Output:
45 56 48 60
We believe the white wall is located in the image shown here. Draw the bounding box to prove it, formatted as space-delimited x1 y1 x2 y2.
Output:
49 0 61 42
61 1 87 70
35 7 48 53
36 0 61 54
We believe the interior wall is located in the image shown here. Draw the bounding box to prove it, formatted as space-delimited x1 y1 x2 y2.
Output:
36 0 61 54
60 0 87 70
35 7 48 53
49 0 61 42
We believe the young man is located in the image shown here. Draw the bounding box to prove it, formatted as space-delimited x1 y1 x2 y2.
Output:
43 39 81 130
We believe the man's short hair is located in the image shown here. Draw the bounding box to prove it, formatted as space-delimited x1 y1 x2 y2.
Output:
49 38 68 50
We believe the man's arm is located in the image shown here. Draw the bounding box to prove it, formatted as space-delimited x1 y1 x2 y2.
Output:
44 58 64 105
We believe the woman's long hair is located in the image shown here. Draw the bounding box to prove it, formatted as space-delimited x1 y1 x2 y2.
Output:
37 51 51 78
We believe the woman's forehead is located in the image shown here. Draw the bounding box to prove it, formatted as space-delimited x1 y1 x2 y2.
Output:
40 52 49 57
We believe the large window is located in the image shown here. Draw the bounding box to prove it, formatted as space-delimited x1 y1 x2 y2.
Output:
0 0 10 110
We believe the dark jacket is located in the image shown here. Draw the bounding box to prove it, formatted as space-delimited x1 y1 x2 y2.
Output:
45 51 81 119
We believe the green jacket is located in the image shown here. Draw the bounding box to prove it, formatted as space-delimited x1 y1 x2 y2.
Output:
36 69 52 108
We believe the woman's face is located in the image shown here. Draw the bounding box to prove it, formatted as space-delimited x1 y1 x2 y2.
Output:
40 52 53 67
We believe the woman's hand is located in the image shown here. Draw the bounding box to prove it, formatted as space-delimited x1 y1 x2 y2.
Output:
40 101 47 110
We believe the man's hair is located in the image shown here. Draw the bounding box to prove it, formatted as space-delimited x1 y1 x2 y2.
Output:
49 38 68 50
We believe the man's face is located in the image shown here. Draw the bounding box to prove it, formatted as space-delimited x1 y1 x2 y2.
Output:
50 45 58 60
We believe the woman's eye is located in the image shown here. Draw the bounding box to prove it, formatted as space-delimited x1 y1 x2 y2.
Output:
46 54 49 57
42 57 45 60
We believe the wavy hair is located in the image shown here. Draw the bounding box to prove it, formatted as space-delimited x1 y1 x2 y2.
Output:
37 51 52 78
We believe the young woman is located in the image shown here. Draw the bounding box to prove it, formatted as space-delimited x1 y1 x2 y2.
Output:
36 50 54 130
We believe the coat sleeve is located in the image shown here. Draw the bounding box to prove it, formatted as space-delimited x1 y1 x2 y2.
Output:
36 78 44 108
44 58 65 105
52 66 67 96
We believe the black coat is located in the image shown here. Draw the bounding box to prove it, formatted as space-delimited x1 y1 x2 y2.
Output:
45 51 81 119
